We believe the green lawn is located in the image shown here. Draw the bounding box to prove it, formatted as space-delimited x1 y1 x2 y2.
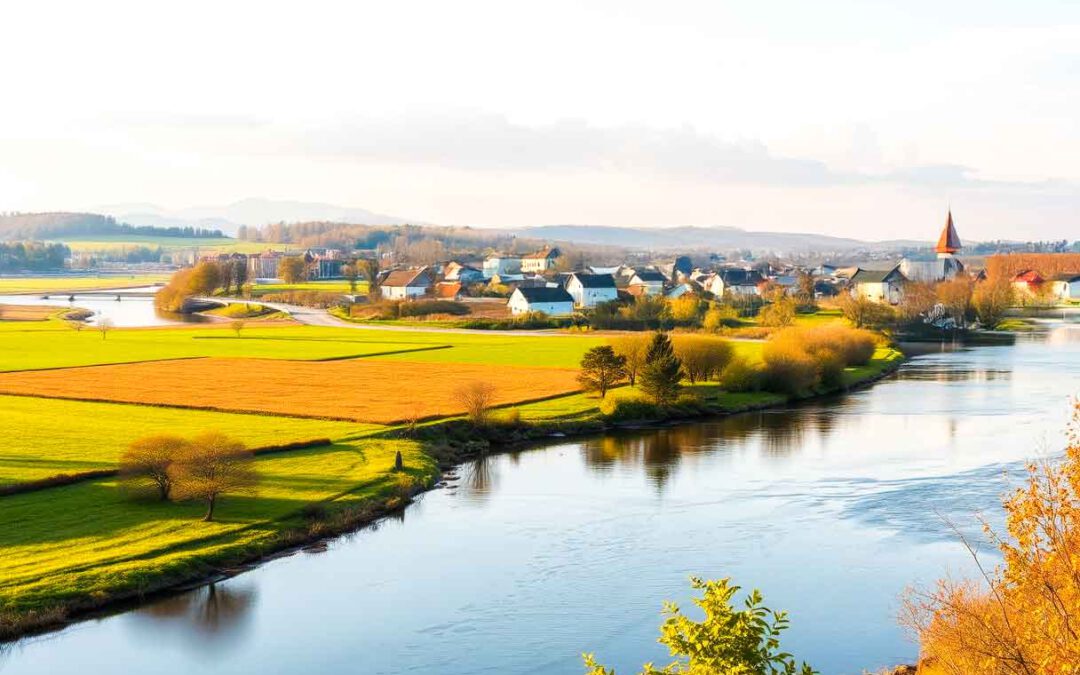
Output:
0 275 171 294
0 395 380 486
0 438 436 616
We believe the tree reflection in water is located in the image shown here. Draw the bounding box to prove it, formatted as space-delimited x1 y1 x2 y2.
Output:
128 582 257 652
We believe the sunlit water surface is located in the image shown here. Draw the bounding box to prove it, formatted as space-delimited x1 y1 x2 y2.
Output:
0 287 205 327
3 325 1079 674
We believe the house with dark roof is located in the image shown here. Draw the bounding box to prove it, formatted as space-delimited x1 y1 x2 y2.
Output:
1050 274 1080 300
702 269 765 297
508 286 575 316
627 269 666 296
850 266 906 304
565 272 618 308
380 267 435 300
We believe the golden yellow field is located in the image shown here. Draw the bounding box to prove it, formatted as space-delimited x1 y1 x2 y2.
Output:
0 357 581 423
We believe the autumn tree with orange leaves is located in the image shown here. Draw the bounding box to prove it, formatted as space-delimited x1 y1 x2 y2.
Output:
903 402 1080 674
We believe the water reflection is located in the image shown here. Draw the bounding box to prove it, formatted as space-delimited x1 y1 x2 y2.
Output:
124 583 257 654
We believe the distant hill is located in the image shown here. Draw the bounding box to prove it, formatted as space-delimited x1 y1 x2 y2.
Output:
0 212 224 241
515 225 926 252
99 198 422 235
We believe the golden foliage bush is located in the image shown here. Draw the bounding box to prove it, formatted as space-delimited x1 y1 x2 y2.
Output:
761 325 877 394
904 403 1080 674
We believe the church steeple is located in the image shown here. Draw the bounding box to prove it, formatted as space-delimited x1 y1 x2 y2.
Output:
935 209 962 258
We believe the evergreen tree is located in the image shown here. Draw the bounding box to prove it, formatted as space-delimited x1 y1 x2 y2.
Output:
577 346 627 398
639 332 683 406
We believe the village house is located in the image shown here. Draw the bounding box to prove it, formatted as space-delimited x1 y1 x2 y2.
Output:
1050 274 1080 301
248 251 284 279
483 254 523 279
443 261 484 285
380 267 435 300
850 265 906 304
508 286 575 316
626 269 666 296
520 247 560 274
1012 270 1045 297
702 268 765 297
565 272 618 308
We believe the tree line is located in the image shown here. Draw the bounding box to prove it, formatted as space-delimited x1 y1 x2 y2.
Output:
0 212 223 239
0 241 69 271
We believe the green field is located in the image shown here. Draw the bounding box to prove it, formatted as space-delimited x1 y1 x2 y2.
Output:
0 395 378 486
0 275 171 295
0 321 607 371
0 438 435 616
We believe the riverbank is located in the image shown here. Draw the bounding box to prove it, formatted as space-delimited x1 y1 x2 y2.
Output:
0 346 904 643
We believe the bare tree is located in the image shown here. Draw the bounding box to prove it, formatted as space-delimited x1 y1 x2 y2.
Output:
457 381 497 426
120 434 190 500
230 319 246 337
66 319 85 332
168 432 259 521
97 318 114 340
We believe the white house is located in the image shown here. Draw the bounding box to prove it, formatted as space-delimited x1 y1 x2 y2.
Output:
565 272 618 308
380 267 435 300
520 247 560 274
627 269 666 296
508 286 575 316
850 266 906 304
703 269 764 297
483 255 523 279
1050 274 1080 300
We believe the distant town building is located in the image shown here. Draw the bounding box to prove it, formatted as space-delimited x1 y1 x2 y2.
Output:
1050 274 1080 300
508 286 575 316
483 255 523 279
850 266 906 304
380 267 435 300
565 272 618 308
627 269 666 296
520 247 561 274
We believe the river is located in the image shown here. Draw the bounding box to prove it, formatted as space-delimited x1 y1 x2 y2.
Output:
3 324 1079 674
0 287 206 327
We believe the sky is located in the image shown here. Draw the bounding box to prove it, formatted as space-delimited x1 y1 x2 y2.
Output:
1 0 1079 240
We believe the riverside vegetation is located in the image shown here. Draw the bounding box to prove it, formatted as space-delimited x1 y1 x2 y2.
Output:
0 307 901 641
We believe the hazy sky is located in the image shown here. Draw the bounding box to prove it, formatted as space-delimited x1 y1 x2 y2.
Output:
2 0 1079 240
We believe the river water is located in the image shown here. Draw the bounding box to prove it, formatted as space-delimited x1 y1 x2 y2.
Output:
0 287 205 327
3 325 1079 674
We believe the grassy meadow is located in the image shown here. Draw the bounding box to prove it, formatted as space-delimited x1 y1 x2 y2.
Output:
0 439 436 616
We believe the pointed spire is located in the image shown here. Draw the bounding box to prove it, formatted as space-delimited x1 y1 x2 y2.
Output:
935 209 962 254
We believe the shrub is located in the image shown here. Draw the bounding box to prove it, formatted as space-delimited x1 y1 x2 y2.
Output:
599 396 663 422
761 325 877 394
719 356 761 392
457 381 496 426
702 304 741 331
758 294 796 327
672 335 734 384
584 576 816 675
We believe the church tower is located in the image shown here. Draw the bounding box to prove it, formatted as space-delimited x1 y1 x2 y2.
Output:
935 209 962 259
